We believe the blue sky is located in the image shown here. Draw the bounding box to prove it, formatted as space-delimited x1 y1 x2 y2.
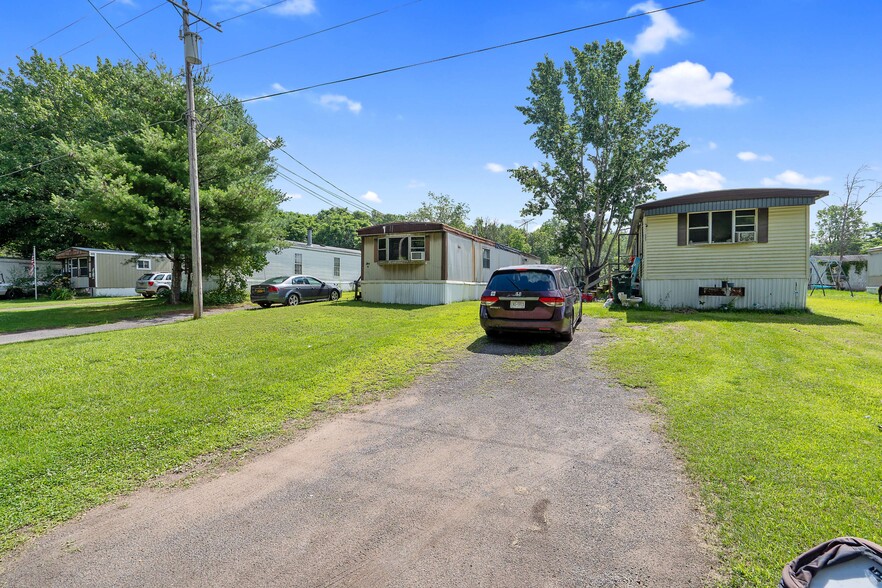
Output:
3 0 881 228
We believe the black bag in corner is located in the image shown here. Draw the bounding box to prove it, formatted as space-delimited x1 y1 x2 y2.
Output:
781 537 882 587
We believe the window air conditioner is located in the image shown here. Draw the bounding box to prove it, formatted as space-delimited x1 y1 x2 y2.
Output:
411 251 424 261
736 231 756 242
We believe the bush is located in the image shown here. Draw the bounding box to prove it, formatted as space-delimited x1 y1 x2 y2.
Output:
205 287 246 306
49 287 75 300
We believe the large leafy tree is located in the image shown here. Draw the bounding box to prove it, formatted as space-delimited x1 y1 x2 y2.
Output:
470 217 530 253
813 205 868 256
406 191 470 230
511 40 687 284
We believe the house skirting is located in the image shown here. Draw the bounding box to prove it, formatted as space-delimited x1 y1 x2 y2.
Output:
642 278 808 310
361 280 485 305
92 287 138 297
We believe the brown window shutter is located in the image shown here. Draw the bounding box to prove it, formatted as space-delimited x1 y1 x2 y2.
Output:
374 238 379 262
677 213 687 246
424 235 430 261
757 208 769 243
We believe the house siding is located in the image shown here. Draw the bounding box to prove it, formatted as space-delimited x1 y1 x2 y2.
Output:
868 247 882 290
250 243 361 290
643 206 809 280
96 254 171 290
362 232 444 282
640 205 811 309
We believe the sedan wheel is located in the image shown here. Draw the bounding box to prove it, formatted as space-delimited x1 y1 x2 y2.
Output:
329 290 340 301
286 293 300 307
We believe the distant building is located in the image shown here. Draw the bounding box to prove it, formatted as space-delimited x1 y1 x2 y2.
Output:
247 239 361 291
868 246 882 297
357 222 540 305
55 247 171 296
629 188 828 309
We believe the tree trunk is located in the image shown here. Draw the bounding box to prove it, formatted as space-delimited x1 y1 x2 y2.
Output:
169 256 183 305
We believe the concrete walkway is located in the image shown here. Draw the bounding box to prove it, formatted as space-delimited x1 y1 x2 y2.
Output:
0 307 238 345
0 318 717 586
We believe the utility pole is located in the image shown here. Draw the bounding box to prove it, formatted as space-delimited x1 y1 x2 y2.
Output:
167 0 221 319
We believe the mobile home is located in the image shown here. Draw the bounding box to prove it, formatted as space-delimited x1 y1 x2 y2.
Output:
357 222 540 305
868 246 882 299
247 240 361 291
55 247 171 296
629 188 827 309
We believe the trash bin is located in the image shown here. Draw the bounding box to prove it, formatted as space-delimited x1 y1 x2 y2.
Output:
611 272 631 303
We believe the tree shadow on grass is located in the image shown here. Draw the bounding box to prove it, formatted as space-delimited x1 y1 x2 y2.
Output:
0 300 189 334
612 306 859 326
466 332 568 356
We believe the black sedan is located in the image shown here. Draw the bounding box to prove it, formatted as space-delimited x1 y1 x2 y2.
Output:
250 275 341 308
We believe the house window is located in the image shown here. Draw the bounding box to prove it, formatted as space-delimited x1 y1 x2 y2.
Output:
70 258 89 277
688 209 756 244
136 258 151 270
377 236 426 262
482 248 491 269
333 257 340 277
295 253 303 274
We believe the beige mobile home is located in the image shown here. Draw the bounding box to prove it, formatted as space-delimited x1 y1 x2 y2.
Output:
868 246 882 299
357 222 540 305
629 188 827 309
55 247 171 296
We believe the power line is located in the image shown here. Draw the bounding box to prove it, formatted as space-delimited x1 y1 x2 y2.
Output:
217 0 296 25
208 0 423 68
219 0 704 108
85 0 147 65
60 2 166 59
26 0 118 50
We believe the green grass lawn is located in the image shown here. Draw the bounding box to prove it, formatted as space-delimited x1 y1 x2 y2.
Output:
0 299 483 552
585 290 882 586
0 297 192 333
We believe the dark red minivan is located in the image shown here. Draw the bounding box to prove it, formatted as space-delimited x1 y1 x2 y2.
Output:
479 265 583 341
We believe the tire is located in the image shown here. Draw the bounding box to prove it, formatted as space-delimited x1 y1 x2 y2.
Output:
157 287 169 296
257 302 272 308
878 288 881 304
286 293 300 307
559 312 575 342
329 290 340 301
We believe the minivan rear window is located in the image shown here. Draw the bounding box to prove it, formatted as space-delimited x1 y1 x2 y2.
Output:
487 270 557 292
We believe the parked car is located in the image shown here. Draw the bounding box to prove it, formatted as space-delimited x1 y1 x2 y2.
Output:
479 264 583 341
135 273 172 298
0 275 24 299
250 275 341 308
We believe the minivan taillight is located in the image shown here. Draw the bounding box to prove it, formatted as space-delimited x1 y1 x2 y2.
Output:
268 286 279 293
480 295 499 306
538 296 565 307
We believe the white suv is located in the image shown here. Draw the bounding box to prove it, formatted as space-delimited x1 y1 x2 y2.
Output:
135 273 172 298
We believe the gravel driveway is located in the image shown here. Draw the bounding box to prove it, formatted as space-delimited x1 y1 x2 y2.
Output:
0 317 717 587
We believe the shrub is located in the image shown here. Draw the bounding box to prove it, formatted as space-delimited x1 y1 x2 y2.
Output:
49 287 75 301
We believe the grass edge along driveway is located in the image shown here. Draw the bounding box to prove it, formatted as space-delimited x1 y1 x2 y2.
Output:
584 291 882 587
0 299 484 554
0 297 192 334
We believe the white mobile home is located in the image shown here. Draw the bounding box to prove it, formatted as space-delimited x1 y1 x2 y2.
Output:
357 222 540 305
247 240 361 291
629 188 827 309
55 247 171 296
0 256 62 282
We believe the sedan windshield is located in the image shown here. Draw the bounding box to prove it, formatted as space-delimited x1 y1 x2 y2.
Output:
487 270 557 292
264 276 291 285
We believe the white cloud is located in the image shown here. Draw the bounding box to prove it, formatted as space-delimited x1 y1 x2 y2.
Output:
485 162 506 173
285 193 303 201
213 0 316 16
628 1 687 56
647 61 743 107
361 191 382 203
737 151 773 162
271 82 288 93
660 170 726 193
708 141 718 150
319 94 362 114
761 170 830 187
406 180 425 189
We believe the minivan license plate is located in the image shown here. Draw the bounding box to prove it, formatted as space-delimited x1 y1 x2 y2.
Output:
510 300 525 309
